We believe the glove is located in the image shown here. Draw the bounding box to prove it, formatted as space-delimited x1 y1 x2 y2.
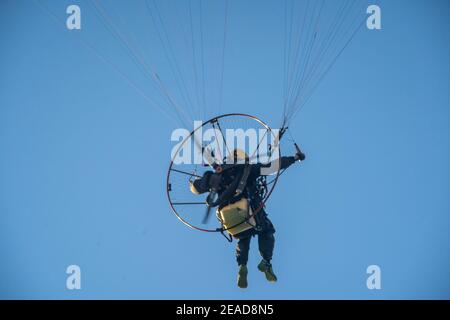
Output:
294 151 306 161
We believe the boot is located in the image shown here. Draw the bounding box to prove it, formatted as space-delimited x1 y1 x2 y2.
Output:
237 264 248 288
257 259 277 283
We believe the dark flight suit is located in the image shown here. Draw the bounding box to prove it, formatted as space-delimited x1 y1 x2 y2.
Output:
234 156 295 266
193 156 297 266
235 208 276 266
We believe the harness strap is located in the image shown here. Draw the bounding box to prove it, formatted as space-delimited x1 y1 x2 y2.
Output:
235 165 251 196
218 228 233 243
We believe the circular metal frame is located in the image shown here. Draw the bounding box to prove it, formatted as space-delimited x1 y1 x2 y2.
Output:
166 113 282 233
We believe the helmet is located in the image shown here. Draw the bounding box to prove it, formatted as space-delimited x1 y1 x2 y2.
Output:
227 149 249 164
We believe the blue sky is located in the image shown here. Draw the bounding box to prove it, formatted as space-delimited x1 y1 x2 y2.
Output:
0 0 449 299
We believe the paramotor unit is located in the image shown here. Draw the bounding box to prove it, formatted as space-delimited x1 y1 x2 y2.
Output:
166 113 284 235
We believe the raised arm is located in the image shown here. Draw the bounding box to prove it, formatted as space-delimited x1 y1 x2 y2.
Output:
252 147 305 176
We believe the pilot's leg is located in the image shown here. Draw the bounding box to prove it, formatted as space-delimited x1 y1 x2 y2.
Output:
257 228 277 283
236 236 251 266
236 236 251 288
258 231 275 263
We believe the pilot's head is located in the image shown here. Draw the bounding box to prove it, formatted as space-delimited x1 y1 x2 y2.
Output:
228 148 249 164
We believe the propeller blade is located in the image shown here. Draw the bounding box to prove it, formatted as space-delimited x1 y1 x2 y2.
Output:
202 205 212 224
